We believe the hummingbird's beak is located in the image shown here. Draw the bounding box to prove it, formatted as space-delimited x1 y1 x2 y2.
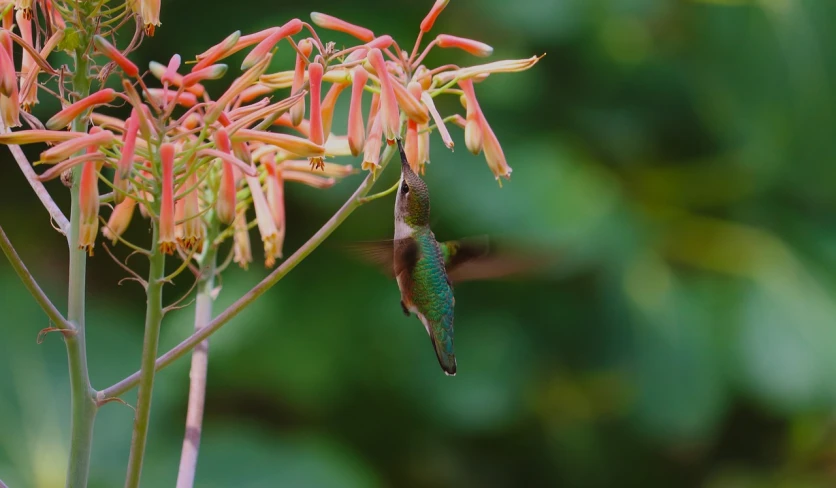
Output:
396 139 411 172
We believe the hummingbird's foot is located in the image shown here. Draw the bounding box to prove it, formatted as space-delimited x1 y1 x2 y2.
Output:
401 300 410 316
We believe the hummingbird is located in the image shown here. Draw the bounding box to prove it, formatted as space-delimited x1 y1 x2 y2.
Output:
352 140 546 376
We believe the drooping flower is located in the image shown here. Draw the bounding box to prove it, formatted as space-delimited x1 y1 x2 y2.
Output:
362 112 383 176
347 66 368 157
103 197 137 245
246 174 281 267
214 129 236 225
458 79 483 155
78 139 100 255
158 142 177 254
290 38 313 126
307 61 325 170
46 89 117 130
366 48 400 143
177 167 205 252
232 209 252 270
16 11 37 111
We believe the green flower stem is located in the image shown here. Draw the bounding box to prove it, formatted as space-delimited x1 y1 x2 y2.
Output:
99 143 398 400
0 224 73 330
176 221 219 488
65 49 98 488
123 222 167 488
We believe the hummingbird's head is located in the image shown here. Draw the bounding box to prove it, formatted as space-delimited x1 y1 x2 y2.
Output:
395 139 430 227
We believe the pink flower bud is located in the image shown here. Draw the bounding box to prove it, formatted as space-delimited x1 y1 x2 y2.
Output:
420 0 449 32
310 12 374 42
158 143 177 254
181 64 227 86
0 129 83 145
241 18 302 70
308 62 324 146
214 129 236 225
192 30 241 72
231 129 325 158
238 83 274 104
391 77 429 125
40 130 115 163
78 148 99 255
436 34 493 57
366 48 400 143
290 38 313 126
103 197 136 245
458 79 483 155
46 89 117 130
347 66 368 157
118 109 139 178
145 88 198 108
93 35 139 77
322 82 348 138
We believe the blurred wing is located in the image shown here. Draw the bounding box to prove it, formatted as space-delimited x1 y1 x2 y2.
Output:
441 237 551 283
346 238 421 280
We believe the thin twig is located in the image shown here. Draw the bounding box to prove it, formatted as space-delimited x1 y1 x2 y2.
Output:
99 143 399 400
0 223 74 330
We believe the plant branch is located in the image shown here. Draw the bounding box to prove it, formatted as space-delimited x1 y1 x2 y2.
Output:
64 49 98 488
99 143 398 400
5 137 71 236
175 221 219 488
0 223 74 331
123 223 167 488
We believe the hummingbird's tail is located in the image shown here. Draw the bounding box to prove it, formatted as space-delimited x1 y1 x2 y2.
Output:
430 334 457 376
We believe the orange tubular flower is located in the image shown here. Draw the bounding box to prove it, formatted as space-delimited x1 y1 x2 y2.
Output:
290 38 313 126
178 169 205 252
458 79 483 155
366 48 400 143
405 84 421 173
181 64 228 86
232 209 252 270
192 30 240 71
420 0 449 32
480 116 512 184
436 34 494 57
46 89 117 130
40 130 115 163
321 82 348 138
310 12 374 42
246 174 281 267
78 147 100 255
390 78 429 125
0 42 15 97
0 129 84 145
103 197 137 245
241 18 302 70
347 66 368 157
139 0 161 36
362 113 383 175
93 35 139 77
145 88 198 108
214 129 236 225
16 11 36 111
158 142 176 254
420 91 453 149
118 109 139 178
231 129 325 158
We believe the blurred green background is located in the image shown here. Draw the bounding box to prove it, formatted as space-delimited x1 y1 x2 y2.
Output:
3 0 836 486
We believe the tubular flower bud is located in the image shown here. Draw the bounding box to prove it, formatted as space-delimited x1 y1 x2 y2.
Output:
158 143 177 254
0 129 83 145
241 18 302 70
164 54 182 83
322 82 348 138
93 35 139 77
232 209 252 270
458 79 483 155
347 66 368 157
246 175 281 267
46 89 117 130
366 92 380 135
436 34 494 57
0 42 14 96
407 82 427 173
420 91 453 149
148 61 205 97
290 38 313 126
103 197 137 245
231 129 325 158
177 170 205 252
40 130 115 163
366 48 400 143
307 62 325 169
204 53 272 125
145 88 198 108
136 161 154 219
181 64 227 86
391 77 429 125
16 11 36 111
362 112 383 175
420 0 449 32
78 151 99 255
118 109 139 178
263 156 286 229
310 12 374 42
214 129 236 225
192 30 240 71
112 166 130 205
481 116 512 184
1 86 21 128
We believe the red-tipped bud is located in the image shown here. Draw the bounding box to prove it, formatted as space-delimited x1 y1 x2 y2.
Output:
181 64 227 86
40 130 115 163
46 89 117 130
290 38 313 126
163 54 181 84
78 149 99 255
118 109 139 178
420 0 449 32
241 18 303 70
347 66 368 157
158 143 176 254
459 79 483 155
310 12 374 42
17 11 37 111
93 35 139 77
436 34 493 57
367 48 400 143
103 197 136 245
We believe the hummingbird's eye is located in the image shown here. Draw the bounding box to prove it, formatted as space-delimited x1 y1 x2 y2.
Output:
401 182 409 194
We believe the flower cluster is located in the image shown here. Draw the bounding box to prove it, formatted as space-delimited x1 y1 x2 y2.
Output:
0 0 540 269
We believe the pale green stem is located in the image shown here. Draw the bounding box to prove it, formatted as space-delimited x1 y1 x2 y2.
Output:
176 221 219 488
99 143 399 399
65 50 97 488
123 221 166 488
